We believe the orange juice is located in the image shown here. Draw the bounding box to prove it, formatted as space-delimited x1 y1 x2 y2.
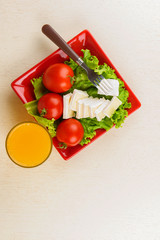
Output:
6 122 52 167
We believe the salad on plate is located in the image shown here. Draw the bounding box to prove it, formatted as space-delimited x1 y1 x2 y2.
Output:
24 49 131 148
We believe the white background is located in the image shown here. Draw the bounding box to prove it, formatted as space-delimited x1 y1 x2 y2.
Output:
0 0 160 239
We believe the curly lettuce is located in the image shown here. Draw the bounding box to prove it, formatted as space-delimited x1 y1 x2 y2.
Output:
79 117 113 145
31 76 48 100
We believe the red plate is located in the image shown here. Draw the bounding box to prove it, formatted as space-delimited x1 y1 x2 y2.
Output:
11 29 141 160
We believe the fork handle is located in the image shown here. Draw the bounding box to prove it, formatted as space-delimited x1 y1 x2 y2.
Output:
42 24 83 66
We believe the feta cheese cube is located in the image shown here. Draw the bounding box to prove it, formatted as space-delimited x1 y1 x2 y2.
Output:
76 98 86 119
98 79 119 96
83 97 94 118
90 98 106 118
103 96 122 118
70 89 88 111
95 100 110 121
63 93 75 119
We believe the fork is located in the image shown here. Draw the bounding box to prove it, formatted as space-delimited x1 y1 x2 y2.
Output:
42 24 111 95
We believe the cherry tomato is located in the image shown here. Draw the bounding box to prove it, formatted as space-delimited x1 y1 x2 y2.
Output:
37 93 63 120
56 119 84 146
43 63 74 93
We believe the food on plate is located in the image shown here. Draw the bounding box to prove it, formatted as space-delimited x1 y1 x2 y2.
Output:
43 63 74 93
37 93 63 120
24 49 131 147
95 100 110 121
62 89 122 121
89 97 106 118
97 79 119 96
77 98 91 119
69 89 88 111
56 119 84 147
63 93 75 119
103 96 122 118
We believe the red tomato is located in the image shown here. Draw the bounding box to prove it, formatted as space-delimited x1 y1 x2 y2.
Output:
43 63 74 93
56 119 84 146
37 93 63 120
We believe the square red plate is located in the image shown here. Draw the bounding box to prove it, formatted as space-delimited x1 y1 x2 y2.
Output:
11 29 141 160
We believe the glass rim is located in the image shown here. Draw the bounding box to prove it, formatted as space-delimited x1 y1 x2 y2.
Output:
5 121 53 168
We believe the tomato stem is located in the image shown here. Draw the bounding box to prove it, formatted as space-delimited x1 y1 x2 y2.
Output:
58 142 67 149
67 75 75 85
40 108 47 117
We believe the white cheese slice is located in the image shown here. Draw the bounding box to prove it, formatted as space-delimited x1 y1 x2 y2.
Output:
98 79 119 96
83 97 94 118
70 89 88 111
63 93 75 119
76 98 86 119
103 96 122 118
89 98 106 118
95 100 110 121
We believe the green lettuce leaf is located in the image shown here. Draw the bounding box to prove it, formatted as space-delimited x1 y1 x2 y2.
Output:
111 106 128 128
79 117 113 145
64 58 78 70
81 49 99 69
24 100 56 137
95 63 117 79
31 76 48 100
118 87 129 103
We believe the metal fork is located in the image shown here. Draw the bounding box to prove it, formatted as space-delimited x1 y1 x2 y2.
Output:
42 25 111 95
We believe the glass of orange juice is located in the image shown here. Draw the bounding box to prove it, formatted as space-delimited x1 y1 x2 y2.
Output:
6 122 52 168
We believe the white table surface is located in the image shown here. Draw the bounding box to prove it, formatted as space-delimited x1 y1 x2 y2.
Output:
0 0 160 239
